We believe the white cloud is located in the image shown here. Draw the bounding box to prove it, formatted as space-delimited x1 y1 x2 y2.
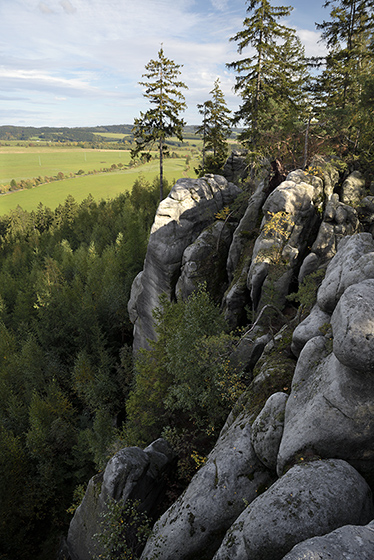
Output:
60 0 77 14
0 0 327 126
38 2 55 14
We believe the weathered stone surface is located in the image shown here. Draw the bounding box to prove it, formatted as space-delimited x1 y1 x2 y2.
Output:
213 459 374 560
282 520 374 560
66 440 175 560
262 180 316 214
229 331 271 379
299 194 361 282
247 178 319 310
317 233 374 314
226 159 270 281
222 150 248 184
128 175 241 352
277 336 374 477
291 303 331 357
176 221 234 302
358 196 374 235
226 188 266 281
251 392 288 470
140 412 274 560
331 279 374 373
341 170 366 206
222 259 251 329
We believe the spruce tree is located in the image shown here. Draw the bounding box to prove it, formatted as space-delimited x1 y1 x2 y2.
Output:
132 47 188 201
195 78 232 175
227 0 308 151
315 0 374 154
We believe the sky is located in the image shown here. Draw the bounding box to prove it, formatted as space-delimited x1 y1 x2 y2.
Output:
0 0 329 128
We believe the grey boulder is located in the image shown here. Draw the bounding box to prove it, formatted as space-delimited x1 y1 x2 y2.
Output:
140 412 274 560
251 392 288 471
277 336 374 477
331 279 374 373
282 520 374 560
129 175 241 352
213 459 373 560
66 439 175 560
291 303 331 357
341 170 366 206
317 233 374 314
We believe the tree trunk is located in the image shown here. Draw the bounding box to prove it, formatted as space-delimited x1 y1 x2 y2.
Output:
159 137 164 201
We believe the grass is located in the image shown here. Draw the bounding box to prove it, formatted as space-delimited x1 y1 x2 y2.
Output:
0 148 132 185
0 154 200 215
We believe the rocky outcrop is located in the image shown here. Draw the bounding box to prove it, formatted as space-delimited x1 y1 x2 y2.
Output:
247 171 323 310
250 392 288 471
222 150 248 184
71 158 374 560
298 191 360 282
341 169 366 206
283 520 374 560
278 235 374 479
128 175 241 352
65 439 175 560
140 411 274 560
213 459 373 560
175 221 234 303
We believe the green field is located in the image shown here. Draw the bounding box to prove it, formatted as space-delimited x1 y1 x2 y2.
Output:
0 146 200 215
0 147 132 184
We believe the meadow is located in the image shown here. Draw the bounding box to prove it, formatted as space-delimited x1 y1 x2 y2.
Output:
0 143 200 215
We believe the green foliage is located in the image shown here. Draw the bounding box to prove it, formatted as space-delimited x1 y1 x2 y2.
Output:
311 0 374 163
195 78 231 175
0 180 155 558
93 498 151 560
132 47 188 200
125 285 245 479
287 269 326 314
228 0 309 153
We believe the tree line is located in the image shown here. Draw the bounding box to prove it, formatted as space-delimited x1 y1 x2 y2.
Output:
131 0 374 200
0 177 164 559
1 1 374 558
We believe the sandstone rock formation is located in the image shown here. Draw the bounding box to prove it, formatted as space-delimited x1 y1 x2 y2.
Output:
66 439 175 560
67 157 374 560
213 459 373 560
140 411 274 560
128 175 241 352
283 520 374 560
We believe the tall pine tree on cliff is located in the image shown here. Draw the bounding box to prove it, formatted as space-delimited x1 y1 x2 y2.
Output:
315 0 374 154
227 0 308 151
195 78 232 175
132 47 188 201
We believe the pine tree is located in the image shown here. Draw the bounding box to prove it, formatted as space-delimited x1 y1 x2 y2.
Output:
227 0 308 151
195 78 232 175
131 47 188 200
315 0 374 154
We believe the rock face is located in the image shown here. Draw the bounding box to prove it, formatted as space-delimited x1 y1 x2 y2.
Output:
69 159 374 560
222 150 248 184
250 392 288 471
341 169 366 206
128 175 241 352
298 192 360 282
176 221 235 302
283 520 374 560
213 459 373 560
278 233 374 481
140 411 274 560
247 171 322 310
66 439 175 560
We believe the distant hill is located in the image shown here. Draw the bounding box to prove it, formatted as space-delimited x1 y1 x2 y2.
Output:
0 124 240 143
0 124 133 142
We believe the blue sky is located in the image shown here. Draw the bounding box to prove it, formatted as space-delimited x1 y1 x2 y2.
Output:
0 0 328 127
